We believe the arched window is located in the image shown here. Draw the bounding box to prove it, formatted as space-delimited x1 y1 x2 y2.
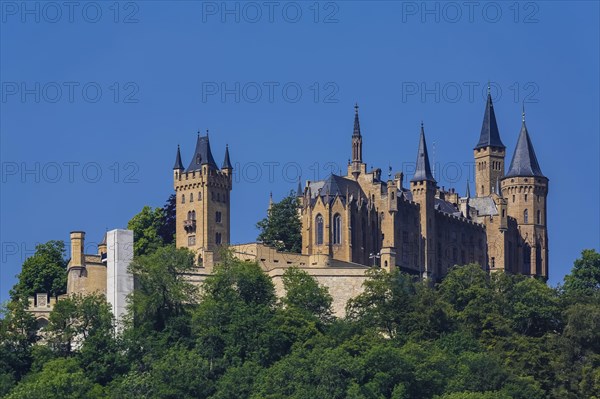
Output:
216 211 222 223
524 209 529 224
198 192 202 201
316 214 324 245
181 194 185 204
216 232 222 244
333 214 341 244
537 210 541 224
190 193 194 202
191 210 196 220
187 211 191 220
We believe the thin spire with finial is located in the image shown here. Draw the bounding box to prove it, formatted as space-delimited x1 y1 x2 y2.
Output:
487 81 491 95
353 103 361 137
522 103 526 122
466 181 471 198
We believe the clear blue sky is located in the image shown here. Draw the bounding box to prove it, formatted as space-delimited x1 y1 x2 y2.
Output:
1 1 599 302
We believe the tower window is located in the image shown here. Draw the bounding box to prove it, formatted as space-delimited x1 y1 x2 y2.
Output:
199 192 202 201
524 194 527 202
216 211 222 223
491 257 495 268
316 214 324 245
181 194 185 204
217 193 221 202
524 209 529 224
216 232 222 244
512 195 515 203
333 214 341 245
190 193 194 202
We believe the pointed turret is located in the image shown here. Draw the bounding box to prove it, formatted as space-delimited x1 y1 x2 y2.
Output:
465 181 471 198
475 92 505 150
505 112 544 178
173 145 184 170
411 123 436 183
186 131 218 172
222 144 232 170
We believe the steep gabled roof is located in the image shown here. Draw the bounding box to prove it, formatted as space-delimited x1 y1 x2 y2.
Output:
505 118 544 178
475 93 505 149
186 134 218 172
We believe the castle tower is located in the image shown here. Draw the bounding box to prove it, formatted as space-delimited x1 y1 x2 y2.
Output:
501 111 548 278
410 123 437 280
474 91 506 197
173 133 233 267
348 104 366 179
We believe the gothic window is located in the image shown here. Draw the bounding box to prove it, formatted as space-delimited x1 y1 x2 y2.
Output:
216 232 222 244
524 209 529 224
537 210 541 224
333 214 341 245
216 211 222 223
212 192 215 201
182 194 185 204
524 194 528 202
191 211 196 220
512 195 515 203
198 192 202 201
188 235 195 246
316 214 324 245
187 211 192 220
190 193 194 202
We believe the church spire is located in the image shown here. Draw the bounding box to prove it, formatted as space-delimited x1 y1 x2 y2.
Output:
475 92 505 149
222 144 232 170
505 113 545 178
353 103 361 137
411 123 436 183
466 181 471 198
173 145 184 170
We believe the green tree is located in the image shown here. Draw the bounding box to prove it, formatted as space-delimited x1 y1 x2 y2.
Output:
0 300 38 395
127 206 166 257
563 249 600 297
256 191 302 253
10 241 67 301
281 267 333 322
158 194 176 245
4 358 103 399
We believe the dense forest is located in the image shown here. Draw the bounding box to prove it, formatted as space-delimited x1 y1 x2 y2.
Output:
1 196 598 398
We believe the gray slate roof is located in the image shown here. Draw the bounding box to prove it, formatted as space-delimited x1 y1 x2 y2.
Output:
505 121 545 178
469 196 499 216
309 174 364 204
411 124 436 183
475 93 505 149
222 145 232 169
173 145 184 170
186 134 218 172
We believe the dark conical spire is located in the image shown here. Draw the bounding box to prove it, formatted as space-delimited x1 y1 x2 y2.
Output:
173 145 184 170
505 115 544 178
186 131 218 172
466 181 471 198
475 93 505 149
411 123 436 183
353 103 361 137
222 144 232 170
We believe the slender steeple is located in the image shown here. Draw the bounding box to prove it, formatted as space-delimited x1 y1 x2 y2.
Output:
411 123 436 183
353 103 361 137
173 145 184 170
475 92 505 149
222 144 232 170
466 181 471 198
505 112 545 178
351 103 364 179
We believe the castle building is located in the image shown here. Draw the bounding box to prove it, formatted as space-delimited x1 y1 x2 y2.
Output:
174 96 549 289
